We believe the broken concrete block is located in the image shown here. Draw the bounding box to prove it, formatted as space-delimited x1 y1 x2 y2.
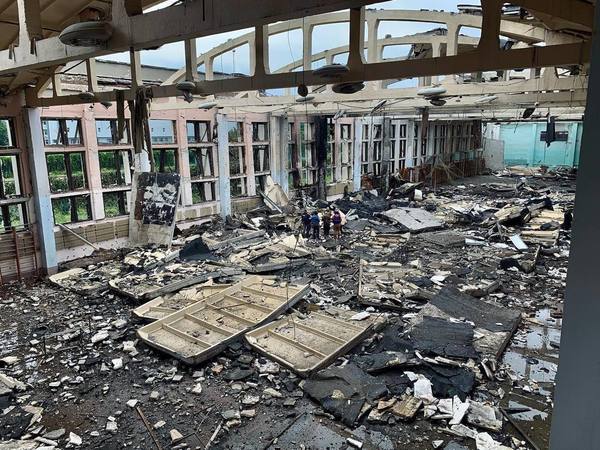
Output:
240 409 256 418
222 410 241 420
112 358 123 370
170 429 184 443
126 399 138 408
154 420 166 429
191 383 202 394
263 387 283 398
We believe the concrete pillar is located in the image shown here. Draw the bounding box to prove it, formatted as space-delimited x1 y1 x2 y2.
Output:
175 114 192 205
24 108 57 273
269 115 285 187
216 114 231 218
314 116 327 200
550 1 600 447
381 117 392 193
81 108 104 220
406 119 416 168
244 120 256 196
352 118 363 191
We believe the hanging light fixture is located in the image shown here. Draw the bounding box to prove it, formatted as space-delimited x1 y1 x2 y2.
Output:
59 21 113 47
313 64 350 78
332 81 365 94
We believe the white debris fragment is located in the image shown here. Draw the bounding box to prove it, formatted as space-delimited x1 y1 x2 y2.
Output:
413 376 435 403
449 396 470 425
126 399 139 408
191 383 203 394
112 358 123 370
69 432 82 446
350 311 371 321
170 429 184 443
91 331 109 344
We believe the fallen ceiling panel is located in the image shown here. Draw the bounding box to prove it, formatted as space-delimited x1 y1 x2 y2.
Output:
137 276 309 364
245 307 386 377
132 283 234 321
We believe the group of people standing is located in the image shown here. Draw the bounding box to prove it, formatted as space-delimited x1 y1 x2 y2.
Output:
301 209 344 240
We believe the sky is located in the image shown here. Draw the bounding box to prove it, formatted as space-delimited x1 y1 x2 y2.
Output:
101 0 481 74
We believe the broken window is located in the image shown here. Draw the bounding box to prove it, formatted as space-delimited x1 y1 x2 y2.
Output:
0 203 27 231
0 155 21 198
341 124 351 141
229 146 245 176
287 122 300 189
227 121 244 143
253 145 270 173
51 195 91 224
326 122 335 184
230 177 247 198
96 119 130 145
103 191 129 218
46 152 87 193
255 175 268 192
252 122 268 142
189 147 215 178
42 119 82 146
150 119 176 144
99 150 132 188
153 149 178 173
0 119 16 147
187 121 211 143
299 122 316 184
191 181 216 204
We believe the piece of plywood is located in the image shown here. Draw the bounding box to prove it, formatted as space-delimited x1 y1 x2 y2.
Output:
132 283 232 321
137 276 309 364
245 307 385 377
382 208 444 233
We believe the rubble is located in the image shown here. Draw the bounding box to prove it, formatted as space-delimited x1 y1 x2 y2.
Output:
0 174 573 449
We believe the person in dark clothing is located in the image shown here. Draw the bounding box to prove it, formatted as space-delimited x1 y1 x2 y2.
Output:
310 211 321 240
301 211 311 238
332 209 342 239
322 210 331 238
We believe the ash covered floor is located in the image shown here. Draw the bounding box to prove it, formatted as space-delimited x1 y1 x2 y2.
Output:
0 171 575 450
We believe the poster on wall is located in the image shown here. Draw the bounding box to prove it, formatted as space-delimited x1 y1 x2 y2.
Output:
129 172 181 247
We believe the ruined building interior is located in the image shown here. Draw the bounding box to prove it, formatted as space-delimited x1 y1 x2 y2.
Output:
0 1 598 449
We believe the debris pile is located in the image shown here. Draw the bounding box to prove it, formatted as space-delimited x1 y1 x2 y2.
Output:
0 174 572 449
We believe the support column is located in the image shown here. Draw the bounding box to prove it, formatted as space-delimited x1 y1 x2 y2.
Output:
314 116 327 200
81 108 104 220
381 117 392 193
269 115 286 188
216 114 232 218
25 108 57 273
176 115 192 206
352 118 363 192
549 1 600 447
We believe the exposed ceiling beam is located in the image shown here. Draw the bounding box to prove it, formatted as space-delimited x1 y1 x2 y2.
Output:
27 39 591 107
0 0 381 78
517 0 594 31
